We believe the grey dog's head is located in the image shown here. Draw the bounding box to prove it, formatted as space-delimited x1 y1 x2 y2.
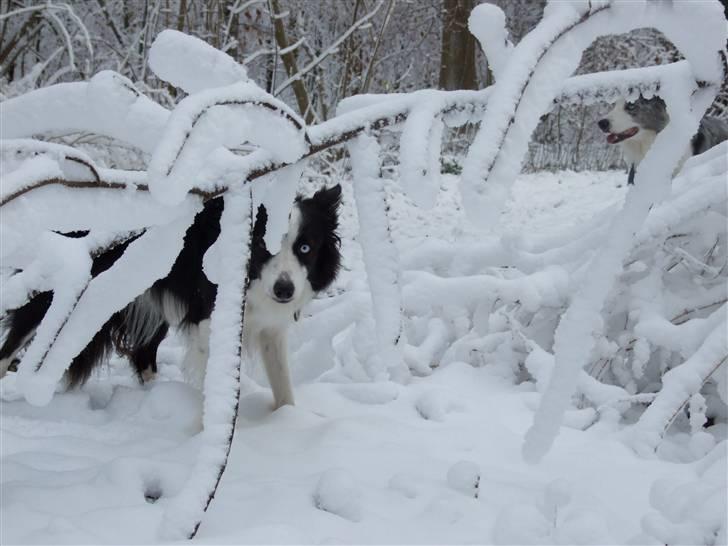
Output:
623 96 669 132
598 95 669 144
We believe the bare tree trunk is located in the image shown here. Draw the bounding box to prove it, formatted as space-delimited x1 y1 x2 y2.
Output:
177 0 187 31
438 0 476 91
269 0 313 123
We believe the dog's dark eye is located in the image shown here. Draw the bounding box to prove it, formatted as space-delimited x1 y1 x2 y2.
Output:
625 102 637 111
299 243 311 254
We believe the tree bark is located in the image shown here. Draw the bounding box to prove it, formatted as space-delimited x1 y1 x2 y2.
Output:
269 0 314 123
438 0 476 91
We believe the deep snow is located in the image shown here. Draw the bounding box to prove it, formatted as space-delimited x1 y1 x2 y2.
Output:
1 169 724 544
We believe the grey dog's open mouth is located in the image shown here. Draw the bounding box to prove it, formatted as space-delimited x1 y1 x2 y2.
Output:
607 126 639 144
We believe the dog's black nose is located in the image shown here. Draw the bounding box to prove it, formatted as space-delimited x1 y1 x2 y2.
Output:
273 278 295 301
598 119 610 132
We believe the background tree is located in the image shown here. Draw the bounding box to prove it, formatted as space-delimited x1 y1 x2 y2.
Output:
438 0 476 91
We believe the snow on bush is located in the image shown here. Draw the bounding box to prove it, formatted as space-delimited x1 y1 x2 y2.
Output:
1 0 726 539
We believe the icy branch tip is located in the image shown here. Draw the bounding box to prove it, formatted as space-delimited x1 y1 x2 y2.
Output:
468 3 512 80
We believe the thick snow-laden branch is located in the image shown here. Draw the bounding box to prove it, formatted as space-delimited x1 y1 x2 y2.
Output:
0 144 201 267
554 61 682 107
9 234 91 401
161 188 253 540
403 267 570 315
467 4 513 81
398 95 445 209
635 304 727 360
1 139 100 200
147 82 308 206
15 210 198 407
148 30 249 94
403 318 450 375
625 323 727 456
1 60 703 211
523 339 631 408
0 230 138 317
0 71 169 153
348 134 405 379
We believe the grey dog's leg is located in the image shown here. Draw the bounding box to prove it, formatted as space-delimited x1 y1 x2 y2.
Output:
259 328 295 409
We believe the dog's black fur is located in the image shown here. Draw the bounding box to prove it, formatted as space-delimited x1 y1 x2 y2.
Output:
0 184 343 387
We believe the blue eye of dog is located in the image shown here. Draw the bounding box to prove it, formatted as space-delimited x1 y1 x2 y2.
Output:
299 243 311 254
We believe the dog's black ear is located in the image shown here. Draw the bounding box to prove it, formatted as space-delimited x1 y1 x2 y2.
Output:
252 204 268 240
312 184 342 208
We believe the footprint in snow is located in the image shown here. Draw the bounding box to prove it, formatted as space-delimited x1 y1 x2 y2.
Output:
415 390 460 421
144 483 163 504
388 472 424 499
447 460 481 499
337 382 399 405
313 469 362 522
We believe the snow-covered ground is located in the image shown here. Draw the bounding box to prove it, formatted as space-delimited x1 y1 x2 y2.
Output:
1 169 724 544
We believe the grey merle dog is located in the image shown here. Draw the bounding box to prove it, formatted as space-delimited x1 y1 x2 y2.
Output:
598 95 728 183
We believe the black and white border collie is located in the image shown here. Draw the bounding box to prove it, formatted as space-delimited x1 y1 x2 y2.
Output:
0 184 342 409
598 95 728 176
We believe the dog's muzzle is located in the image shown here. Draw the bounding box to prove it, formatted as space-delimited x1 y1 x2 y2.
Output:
273 275 295 303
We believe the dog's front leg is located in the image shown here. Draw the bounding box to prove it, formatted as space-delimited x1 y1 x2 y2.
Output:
259 328 295 409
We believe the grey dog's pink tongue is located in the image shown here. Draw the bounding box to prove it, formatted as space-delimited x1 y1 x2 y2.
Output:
607 126 639 144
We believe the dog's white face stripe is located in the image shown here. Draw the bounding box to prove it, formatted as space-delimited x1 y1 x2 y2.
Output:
245 203 313 332
605 100 637 134
261 206 306 299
